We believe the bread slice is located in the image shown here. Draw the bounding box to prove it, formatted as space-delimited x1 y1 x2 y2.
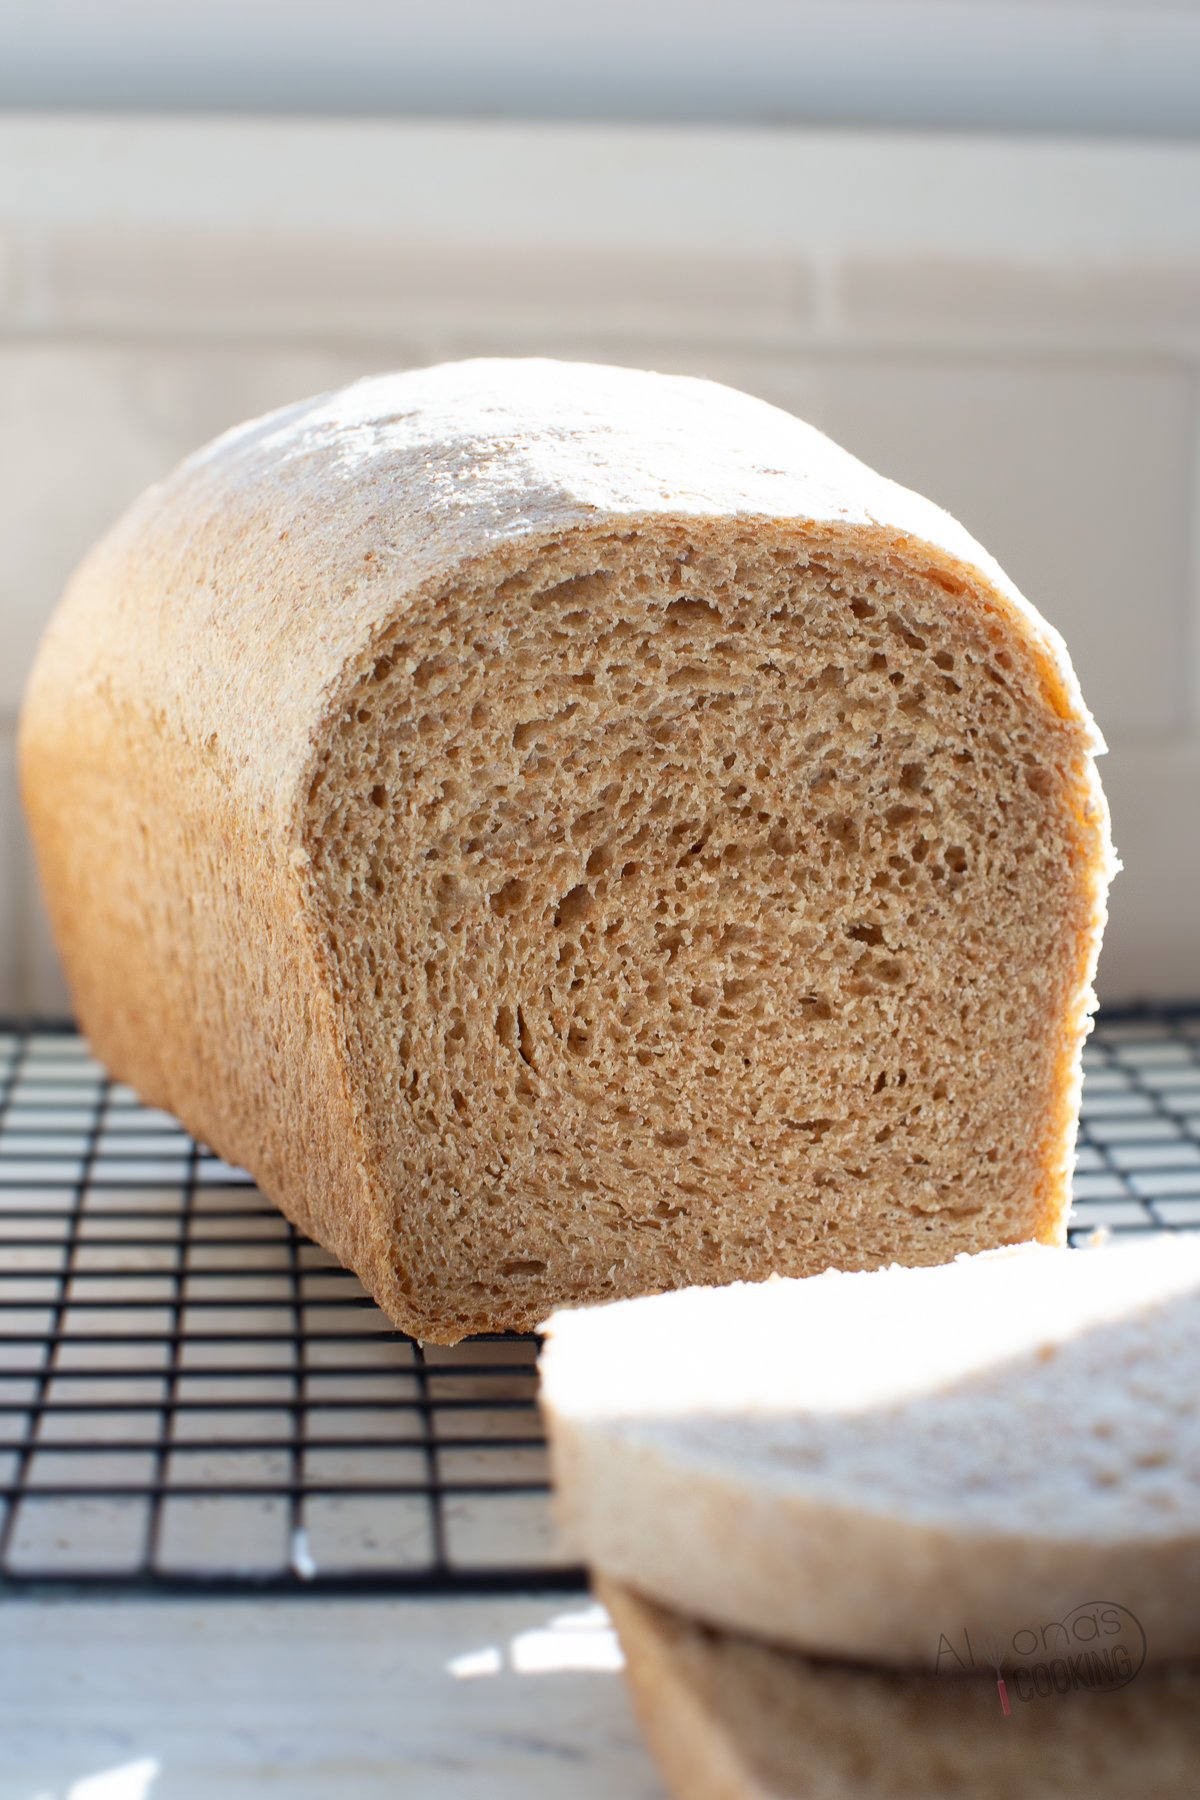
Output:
541 1238 1200 1663
600 1578 1200 1800
20 359 1112 1343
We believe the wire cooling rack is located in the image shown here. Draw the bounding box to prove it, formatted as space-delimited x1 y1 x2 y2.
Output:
1 1010 1199 1594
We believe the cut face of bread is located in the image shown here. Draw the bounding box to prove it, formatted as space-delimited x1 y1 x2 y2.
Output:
600 1579 1200 1800
542 1240 1200 1663
19 360 1112 1343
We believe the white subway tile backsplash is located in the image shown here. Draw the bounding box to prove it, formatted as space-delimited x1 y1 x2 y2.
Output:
0 735 26 1014
837 259 1200 347
1097 742 1200 1001
1 120 1198 1010
32 230 812 340
26 860 71 1020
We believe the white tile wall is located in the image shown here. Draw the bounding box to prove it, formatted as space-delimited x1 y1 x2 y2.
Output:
2 119 1198 1009
0 734 27 1011
30 230 814 341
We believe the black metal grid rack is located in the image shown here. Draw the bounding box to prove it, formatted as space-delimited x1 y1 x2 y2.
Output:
2 1008 1199 1594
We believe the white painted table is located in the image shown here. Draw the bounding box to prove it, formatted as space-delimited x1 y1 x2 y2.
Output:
0 1595 667 1799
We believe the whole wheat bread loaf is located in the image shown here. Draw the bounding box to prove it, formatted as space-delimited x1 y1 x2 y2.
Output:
20 359 1112 1342
600 1579 1200 1800
541 1239 1200 1662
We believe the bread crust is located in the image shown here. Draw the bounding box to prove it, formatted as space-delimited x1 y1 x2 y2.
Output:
600 1578 1200 1800
19 360 1113 1341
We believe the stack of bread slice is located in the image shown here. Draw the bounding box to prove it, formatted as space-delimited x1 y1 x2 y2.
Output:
540 1239 1200 1798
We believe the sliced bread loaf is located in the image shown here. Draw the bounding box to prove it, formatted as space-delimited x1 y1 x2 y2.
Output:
542 1238 1200 1662
20 359 1112 1342
600 1578 1200 1800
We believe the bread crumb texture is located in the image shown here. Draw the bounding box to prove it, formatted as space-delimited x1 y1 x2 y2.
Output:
542 1241 1200 1663
18 360 1113 1341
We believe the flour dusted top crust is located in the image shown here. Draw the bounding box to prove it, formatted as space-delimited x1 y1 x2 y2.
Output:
38 360 1100 831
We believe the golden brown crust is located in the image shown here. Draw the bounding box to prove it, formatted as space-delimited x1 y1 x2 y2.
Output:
19 360 1113 1341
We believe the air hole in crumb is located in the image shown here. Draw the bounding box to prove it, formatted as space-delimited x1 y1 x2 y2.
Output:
555 885 594 929
491 877 526 918
888 615 927 651
513 718 543 751
501 1259 546 1278
846 923 885 947
790 1118 833 1140
666 596 720 623
369 785 386 808
824 815 859 851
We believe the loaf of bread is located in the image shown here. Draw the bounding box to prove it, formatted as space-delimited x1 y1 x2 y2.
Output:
600 1578 1200 1800
541 1238 1200 1663
20 359 1113 1342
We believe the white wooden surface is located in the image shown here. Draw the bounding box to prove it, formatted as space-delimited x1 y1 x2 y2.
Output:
0 1594 667 1800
